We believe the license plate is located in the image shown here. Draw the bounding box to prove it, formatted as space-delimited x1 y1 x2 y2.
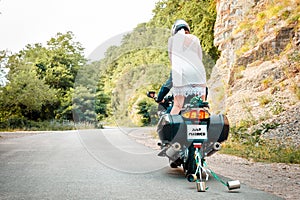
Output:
187 124 208 141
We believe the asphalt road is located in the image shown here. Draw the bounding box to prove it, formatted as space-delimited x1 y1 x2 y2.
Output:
0 128 282 200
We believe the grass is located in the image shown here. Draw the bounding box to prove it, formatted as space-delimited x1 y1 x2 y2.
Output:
233 65 246 80
270 101 285 115
221 141 300 164
221 123 300 164
258 95 272 106
293 85 300 100
261 77 273 90
0 120 103 132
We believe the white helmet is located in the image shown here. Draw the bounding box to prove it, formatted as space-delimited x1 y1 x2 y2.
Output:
171 19 191 36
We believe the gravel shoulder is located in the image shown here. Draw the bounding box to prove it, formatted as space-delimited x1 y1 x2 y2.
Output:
127 127 300 200
206 153 300 200
1 129 299 200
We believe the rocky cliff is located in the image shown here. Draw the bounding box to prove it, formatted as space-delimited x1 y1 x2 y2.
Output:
208 0 300 146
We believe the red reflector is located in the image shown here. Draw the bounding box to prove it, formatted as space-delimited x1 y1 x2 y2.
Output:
194 143 202 148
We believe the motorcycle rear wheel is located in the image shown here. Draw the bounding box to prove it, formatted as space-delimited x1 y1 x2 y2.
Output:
185 146 197 176
184 145 205 181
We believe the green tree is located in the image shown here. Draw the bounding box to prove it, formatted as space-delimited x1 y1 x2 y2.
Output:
0 31 87 126
95 77 110 121
0 50 9 87
20 32 87 120
95 0 220 124
148 0 220 61
72 86 97 122
29 32 86 120
0 61 56 121
42 32 86 90
73 58 111 123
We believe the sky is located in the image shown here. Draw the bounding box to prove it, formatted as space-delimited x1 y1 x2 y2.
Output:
0 0 158 59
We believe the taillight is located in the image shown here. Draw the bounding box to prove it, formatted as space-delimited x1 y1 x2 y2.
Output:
182 109 210 120
199 110 206 119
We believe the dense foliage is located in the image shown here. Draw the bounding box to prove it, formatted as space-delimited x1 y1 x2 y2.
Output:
0 32 87 129
92 0 219 126
0 0 218 129
148 0 219 61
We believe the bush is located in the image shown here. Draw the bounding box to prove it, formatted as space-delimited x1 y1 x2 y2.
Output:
7 116 27 129
0 118 76 131
221 122 300 164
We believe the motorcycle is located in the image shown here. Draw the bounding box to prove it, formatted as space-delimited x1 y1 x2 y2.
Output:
147 91 240 192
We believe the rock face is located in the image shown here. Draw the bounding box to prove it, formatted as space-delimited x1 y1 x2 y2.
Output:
208 0 300 146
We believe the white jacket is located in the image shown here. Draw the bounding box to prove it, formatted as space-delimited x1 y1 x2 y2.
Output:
168 30 206 87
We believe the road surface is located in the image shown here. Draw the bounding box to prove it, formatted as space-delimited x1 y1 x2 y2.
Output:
0 128 282 199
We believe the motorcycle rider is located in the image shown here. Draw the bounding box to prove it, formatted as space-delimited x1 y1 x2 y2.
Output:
156 19 207 114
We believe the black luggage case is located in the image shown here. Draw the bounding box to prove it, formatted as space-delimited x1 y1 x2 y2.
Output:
157 113 229 144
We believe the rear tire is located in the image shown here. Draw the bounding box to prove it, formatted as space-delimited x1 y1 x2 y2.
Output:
185 146 197 177
184 146 205 180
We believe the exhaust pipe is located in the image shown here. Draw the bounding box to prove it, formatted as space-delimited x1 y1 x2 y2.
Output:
187 174 197 182
165 142 181 159
206 142 222 157
213 142 221 151
169 159 181 168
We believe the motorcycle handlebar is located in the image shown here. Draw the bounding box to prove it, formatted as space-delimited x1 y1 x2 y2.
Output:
146 91 156 99
146 91 159 102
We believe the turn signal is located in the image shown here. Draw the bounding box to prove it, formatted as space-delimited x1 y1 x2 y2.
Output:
182 109 210 120
199 110 206 119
